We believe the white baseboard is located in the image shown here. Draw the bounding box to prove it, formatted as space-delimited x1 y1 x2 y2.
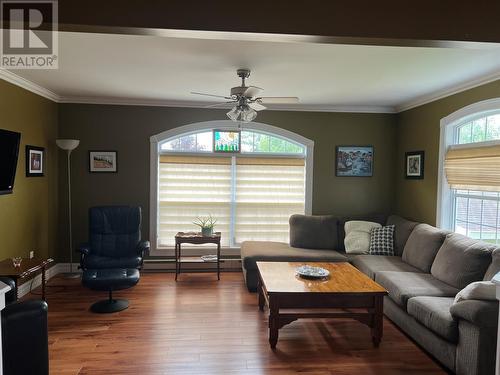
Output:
143 258 241 271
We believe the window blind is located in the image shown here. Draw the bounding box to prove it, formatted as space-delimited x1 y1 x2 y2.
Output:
234 157 305 243
158 155 231 247
445 144 500 192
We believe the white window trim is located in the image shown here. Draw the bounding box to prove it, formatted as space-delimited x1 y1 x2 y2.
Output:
149 120 314 254
437 97 500 229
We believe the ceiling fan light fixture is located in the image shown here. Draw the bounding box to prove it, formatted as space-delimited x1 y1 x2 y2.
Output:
226 107 241 121
241 107 257 122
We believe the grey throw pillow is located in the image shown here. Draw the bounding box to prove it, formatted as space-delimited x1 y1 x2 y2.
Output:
431 233 496 289
369 225 395 255
402 224 448 273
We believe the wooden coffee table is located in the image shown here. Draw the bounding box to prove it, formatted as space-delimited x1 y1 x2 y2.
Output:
257 262 387 348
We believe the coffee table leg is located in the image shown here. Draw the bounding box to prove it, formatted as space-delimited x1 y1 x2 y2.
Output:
371 295 383 347
268 296 279 349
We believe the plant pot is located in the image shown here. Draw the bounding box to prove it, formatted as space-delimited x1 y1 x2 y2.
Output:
201 227 213 236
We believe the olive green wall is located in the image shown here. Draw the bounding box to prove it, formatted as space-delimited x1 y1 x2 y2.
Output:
396 79 500 225
0 80 58 261
58 104 397 260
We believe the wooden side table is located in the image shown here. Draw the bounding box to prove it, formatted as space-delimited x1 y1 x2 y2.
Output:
175 232 221 280
0 257 54 301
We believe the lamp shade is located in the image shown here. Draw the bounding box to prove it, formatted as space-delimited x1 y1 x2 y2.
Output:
56 139 80 151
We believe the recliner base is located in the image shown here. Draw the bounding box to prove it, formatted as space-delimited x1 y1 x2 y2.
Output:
90 298 129 313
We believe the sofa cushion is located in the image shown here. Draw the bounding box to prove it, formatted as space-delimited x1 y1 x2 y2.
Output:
386 215 419 256
351 255 423 280
402 224 448 273
289 215 338 250
483 247 500 281
344 221 381 254
375 271 459 309
337 214 387 251
407 297 458 343
431 233 495 289
240 241 347 271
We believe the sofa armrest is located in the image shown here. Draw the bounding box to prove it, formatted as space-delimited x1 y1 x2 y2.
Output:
450 299 499 328
137 240 150 257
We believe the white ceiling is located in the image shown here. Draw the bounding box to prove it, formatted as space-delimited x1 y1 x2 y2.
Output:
5 31 500 112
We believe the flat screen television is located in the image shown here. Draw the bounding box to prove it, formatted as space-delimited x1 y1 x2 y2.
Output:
0 129 21 195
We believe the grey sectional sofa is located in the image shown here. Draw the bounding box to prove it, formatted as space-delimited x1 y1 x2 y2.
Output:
240 214 500 375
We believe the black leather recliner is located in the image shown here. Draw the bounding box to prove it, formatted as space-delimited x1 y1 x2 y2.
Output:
2 300 49 375
78 206 149 270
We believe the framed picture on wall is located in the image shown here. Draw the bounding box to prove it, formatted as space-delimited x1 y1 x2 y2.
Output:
335 145 373 177
26 145 45 177
89 151 118 173
405 151 425 179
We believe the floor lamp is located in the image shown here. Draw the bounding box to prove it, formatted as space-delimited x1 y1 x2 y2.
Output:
56 139 80 278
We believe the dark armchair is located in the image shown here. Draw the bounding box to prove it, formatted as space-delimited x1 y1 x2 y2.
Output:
78 206 149 270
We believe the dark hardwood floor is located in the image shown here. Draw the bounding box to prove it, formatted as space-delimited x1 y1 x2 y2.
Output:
24 272 446 375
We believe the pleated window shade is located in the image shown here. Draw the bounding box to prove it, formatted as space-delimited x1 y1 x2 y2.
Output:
158 156 232 247
158 155 306 247
444 144 500 192
235 158 305 244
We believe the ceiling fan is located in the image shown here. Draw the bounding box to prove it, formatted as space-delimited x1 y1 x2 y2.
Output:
191 69 299 122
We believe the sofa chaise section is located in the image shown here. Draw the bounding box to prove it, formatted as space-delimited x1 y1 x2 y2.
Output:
241 241 347 291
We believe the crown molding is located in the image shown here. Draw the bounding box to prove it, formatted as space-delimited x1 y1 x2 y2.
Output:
396 70 500 112
0 69 59 102
57 95 396 113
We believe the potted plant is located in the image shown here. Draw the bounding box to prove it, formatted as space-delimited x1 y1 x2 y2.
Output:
193 215 217 236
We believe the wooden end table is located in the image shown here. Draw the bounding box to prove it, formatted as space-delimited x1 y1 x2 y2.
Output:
0 257 54 301
175 232 221 281
257 262 388 349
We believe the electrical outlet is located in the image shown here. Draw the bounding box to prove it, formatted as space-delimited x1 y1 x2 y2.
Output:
29 251 34 259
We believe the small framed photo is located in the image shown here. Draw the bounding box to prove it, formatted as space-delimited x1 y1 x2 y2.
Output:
26 145 44 177
405 151 425 179
335 146 373 177
89 151 118 173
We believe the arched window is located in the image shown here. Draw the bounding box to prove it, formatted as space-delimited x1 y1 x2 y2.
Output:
150 121 313 253
438 99 500 244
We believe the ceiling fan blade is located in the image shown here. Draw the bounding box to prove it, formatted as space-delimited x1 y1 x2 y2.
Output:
191 91 232 100
248 102 267 111
204 101 236 108
259 97 299 104
243 86 263 98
